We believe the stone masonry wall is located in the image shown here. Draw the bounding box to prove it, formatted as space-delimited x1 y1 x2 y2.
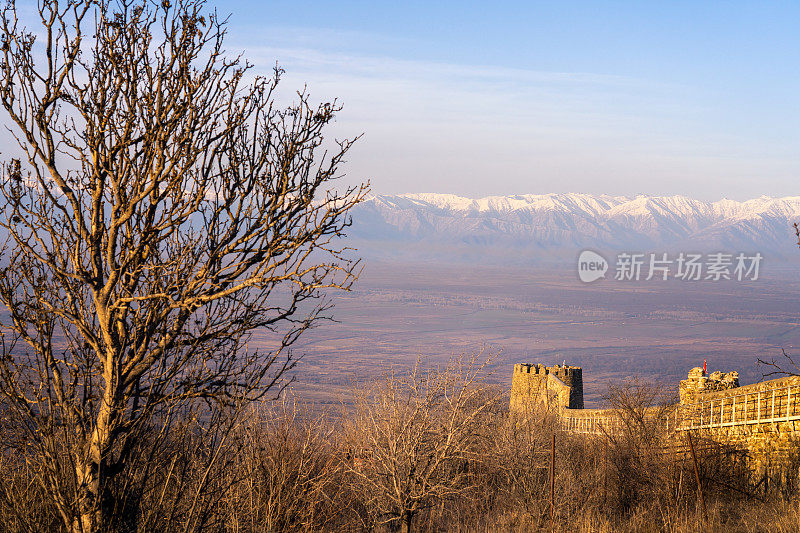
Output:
679 375 800 474
679 366 740 404
511 363 800 474
510 363 584 413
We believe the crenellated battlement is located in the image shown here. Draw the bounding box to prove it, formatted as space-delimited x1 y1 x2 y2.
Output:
511 362 584 411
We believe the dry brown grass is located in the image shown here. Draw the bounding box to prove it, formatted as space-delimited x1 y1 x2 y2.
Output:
1 363 799 532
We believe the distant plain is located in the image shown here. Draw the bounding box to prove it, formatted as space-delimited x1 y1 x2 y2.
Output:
269 260 800 407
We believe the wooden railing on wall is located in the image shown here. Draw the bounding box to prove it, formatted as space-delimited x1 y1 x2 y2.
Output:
675 383 800 431
561 384 800 435
560 381 800 436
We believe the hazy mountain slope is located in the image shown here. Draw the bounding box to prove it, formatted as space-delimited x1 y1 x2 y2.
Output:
348 193 800 262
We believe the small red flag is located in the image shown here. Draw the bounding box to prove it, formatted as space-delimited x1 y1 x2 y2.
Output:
703 358 707 374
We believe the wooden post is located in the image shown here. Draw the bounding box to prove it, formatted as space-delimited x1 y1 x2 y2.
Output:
602 444 607 507
687 431 707 524
550 432 556 529
772 389 776 422
710 401 713 428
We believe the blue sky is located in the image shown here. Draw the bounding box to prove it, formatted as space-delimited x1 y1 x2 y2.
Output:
27 1 800 200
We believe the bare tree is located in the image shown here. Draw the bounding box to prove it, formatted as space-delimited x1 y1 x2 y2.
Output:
343 352 500 533
758 349 800 379
0 0 367 531
599 379 679 513
227 394 345 532
602 378 675 446
794 222 800 249
756 223 800 378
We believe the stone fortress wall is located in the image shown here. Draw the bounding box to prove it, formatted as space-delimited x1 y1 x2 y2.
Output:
510 363 584 413
511 362 800 473
676 373 800 473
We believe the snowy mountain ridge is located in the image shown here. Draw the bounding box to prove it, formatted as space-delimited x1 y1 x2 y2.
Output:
349 193 800 259
376 193 800 219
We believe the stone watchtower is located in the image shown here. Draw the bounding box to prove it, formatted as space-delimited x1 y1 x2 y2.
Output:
510 363 584 413
679 367 739 404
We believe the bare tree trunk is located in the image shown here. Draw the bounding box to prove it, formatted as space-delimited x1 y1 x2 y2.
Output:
75 399 115 533
401 510 413 533
75 456 100 533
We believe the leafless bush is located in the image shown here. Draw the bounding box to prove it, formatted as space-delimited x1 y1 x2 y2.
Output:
491 403 558 526
597 379 679 513
602 378 676 445
221 395 346 532
342 351 502 533
0 453 61 532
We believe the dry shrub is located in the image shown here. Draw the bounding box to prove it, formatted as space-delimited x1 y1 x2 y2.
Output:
341 352 502 533
0 455 61 532
492 404 558 526
221 395 347 532
2 372 800 532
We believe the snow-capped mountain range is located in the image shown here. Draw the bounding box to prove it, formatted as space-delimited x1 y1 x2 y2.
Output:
348 193 800 261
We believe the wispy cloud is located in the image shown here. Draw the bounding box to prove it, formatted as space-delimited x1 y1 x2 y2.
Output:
224 38 800 200
240 43 697 139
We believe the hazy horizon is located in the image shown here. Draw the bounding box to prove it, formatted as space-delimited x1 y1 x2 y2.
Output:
211 1 800 201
